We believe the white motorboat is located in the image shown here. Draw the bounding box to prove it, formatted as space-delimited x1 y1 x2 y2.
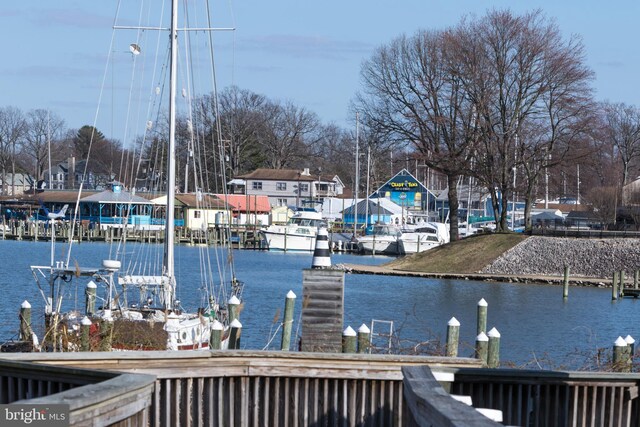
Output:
397 222 450 254
357 224 402 255
260 209 326 251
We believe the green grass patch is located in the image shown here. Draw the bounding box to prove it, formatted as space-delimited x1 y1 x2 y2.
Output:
385 233 528 274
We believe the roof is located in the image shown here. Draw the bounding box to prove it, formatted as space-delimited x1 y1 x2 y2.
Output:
213 194 271 213
175 193 229 209
534 202 589 213
236 169 316 182
17 190 99 204
81 189 152 204
342 199 395 216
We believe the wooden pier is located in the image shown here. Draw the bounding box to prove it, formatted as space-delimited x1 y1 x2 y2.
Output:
2 350 640 426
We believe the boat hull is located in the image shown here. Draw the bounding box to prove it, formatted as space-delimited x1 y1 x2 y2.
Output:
357 237 399 255
260 228 317 252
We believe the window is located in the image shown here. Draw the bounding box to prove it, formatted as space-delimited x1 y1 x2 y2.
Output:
194 210 201 218
276 182 287 191
252 181 262 190
299 183 309 193
277 198 288 207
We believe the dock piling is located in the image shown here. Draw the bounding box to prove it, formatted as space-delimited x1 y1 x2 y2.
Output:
19 301 31 342
229 319 242 350
563 266 570 299
487 327 501 368
476 298 487 337
445 317 460 357
210 320 223 350
357 324 371 354
280 290 296 351
228 295 241 322
612 271 619 300
475 332 488 365
80 317 92 351
85 281 97 315
342 326 356 353
613 336 631 372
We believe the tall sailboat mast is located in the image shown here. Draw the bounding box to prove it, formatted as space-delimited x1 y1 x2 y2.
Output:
163 0 179 309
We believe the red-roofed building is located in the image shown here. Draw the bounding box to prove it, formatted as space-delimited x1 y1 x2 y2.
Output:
214 194 271 226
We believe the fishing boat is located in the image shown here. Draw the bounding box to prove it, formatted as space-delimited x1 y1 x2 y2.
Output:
260 209 326 251
397 222 450 254
25 0 241 351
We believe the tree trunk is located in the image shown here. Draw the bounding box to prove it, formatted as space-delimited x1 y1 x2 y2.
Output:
499 184 509 232
447 173 460 240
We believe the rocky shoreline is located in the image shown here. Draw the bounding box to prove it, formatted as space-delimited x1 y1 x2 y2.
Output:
480 236 640 279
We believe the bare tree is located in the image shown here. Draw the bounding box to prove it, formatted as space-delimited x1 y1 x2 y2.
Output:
451 10 594 231
257 101 320 169
356 30 477 240
0 107 27 195
601 102 640 187
20 109 66 187
584 186 618 230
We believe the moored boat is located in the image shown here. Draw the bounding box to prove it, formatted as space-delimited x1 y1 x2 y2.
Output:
356 224 402 255
397 222 450 254
260 209 326 251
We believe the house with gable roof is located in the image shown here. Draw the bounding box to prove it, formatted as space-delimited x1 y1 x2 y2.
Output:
231 168 345 210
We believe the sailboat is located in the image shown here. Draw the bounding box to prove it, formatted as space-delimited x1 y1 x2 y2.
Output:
26 0 241 351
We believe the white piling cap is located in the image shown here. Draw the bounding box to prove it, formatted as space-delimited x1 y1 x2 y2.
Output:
476 332 489 342
358 324 370 334
230 318 243 328
228 295 240 305
211 319 223 330
87 281 97 289
81 316 92 326
286 290 297 299
625 335 635 345
477 298 488 307
615 336 627 347
21 301 31 309
487 327 500 338
448 317 460 327
343 326 356 336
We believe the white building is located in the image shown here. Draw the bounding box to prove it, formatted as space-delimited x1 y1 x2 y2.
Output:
231 168 345 209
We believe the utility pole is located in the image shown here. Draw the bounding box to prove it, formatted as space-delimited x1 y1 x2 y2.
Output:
353 113 359 237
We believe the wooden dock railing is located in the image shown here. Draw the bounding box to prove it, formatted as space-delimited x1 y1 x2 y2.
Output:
3 350 481 426
0 359 155 426
441 366 640 426
5 351 640 426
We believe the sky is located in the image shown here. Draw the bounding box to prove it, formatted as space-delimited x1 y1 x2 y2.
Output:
2 1 640 141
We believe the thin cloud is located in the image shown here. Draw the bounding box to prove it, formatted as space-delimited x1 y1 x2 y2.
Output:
239 34 372 61
4 65 99 80
29 7 110 29
597 60 625 68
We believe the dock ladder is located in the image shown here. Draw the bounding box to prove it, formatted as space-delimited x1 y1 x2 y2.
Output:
370 319 394 353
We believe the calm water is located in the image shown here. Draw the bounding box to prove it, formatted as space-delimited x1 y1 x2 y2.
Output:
2 239 639 368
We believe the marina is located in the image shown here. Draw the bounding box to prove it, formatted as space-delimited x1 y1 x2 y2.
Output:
2 239 640 368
